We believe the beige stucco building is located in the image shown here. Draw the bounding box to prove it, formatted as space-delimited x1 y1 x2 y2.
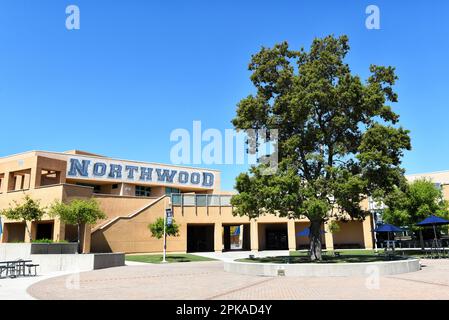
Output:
0 150 375 253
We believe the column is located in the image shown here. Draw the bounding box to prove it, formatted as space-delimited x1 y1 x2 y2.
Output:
287 220 297 251
81 224 92 253
250 219 259 252
0 172 9 193
53 219 66 242
362 216 374 249
30 167 41 189
324 221 334 250
214 222 223 253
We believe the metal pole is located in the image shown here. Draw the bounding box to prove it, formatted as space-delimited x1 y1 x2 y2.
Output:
162 204 167 263
371 211 378 252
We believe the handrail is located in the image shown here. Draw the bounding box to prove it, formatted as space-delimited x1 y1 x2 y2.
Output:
92 195 167 232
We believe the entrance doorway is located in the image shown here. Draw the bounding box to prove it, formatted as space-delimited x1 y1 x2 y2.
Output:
266 229 288 250
36 222 54 240
222 224 250 251
187 224 214 252
258 223 289 250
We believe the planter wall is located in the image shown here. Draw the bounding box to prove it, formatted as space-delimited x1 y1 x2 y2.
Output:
30 243 78 255
0 243 124 273
224 258 421 277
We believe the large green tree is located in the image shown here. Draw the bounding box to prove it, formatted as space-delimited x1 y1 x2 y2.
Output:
382 179 449 239
231 35 411 260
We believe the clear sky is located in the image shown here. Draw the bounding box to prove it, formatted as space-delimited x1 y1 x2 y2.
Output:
0 0 448 191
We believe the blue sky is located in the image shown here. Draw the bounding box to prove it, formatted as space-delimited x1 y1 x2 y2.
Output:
0 0 448 190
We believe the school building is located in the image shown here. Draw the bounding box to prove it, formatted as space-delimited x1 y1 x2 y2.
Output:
0 150 376 253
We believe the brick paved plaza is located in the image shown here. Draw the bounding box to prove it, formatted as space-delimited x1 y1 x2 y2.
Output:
27 259 449 300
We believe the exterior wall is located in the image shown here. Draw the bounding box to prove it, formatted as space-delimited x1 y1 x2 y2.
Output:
91 197 372 253
332 221 366 248
93 194 157 229
91 197 172 253
0 150 375 254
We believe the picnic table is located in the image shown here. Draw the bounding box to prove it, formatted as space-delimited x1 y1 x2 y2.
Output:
0 260 38 278
424 239 449 259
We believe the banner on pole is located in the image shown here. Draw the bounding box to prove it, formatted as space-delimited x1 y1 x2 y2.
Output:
166 209 173 226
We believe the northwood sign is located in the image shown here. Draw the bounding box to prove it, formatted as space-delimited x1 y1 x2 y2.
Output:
67 156 215 188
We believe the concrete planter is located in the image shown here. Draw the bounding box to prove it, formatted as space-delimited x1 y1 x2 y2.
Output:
30 253 126 273
0 243 124 273
224 258 421 277
30 243 78 255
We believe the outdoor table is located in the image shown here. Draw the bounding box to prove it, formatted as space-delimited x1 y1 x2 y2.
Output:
384 240 396 250
0 260 32 278
428 239 447 259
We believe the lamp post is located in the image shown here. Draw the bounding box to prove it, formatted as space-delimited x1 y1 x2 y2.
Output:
162 199 173 264
162 208 167 263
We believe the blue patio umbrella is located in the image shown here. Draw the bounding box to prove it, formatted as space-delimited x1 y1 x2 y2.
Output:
374 223 404 241
416 215 449 240
374 223 404 233
296 227 326 237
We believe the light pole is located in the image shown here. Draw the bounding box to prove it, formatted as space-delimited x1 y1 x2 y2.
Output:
372 210 378 252
162 198 173 264
162 208 167 263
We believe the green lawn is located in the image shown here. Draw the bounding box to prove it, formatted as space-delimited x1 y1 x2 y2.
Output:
237 249 432 264
238 254 407 264
290 249 377 256
291 249 429 258
125 253 216 264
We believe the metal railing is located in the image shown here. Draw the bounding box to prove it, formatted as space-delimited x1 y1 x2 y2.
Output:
171 193 232 207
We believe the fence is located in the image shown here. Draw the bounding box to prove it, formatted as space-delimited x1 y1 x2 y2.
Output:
171 193 232 207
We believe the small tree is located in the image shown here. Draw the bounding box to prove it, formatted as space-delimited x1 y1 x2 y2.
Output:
1 195 45 241
148 218 180 239
50 199 106 253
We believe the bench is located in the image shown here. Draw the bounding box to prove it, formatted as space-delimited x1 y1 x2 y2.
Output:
25 264 39 277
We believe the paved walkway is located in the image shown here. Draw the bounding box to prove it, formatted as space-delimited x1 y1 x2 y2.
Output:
0 271 75 300
26 259 449 300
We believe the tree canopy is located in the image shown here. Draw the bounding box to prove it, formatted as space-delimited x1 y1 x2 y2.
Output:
50 198 106 252
1 195 45 240
148 217 180 239
382 179 449 227
50 198 106 226
230 35 411 260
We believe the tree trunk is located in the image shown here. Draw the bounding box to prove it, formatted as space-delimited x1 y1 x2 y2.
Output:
77 223 81 254
24 220 32 242
419 229 425 251
309 220 323 261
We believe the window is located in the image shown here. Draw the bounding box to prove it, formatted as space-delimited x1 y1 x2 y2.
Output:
112 184 119 190
76 183 101 193
165 187 180 195
135 185 151 197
